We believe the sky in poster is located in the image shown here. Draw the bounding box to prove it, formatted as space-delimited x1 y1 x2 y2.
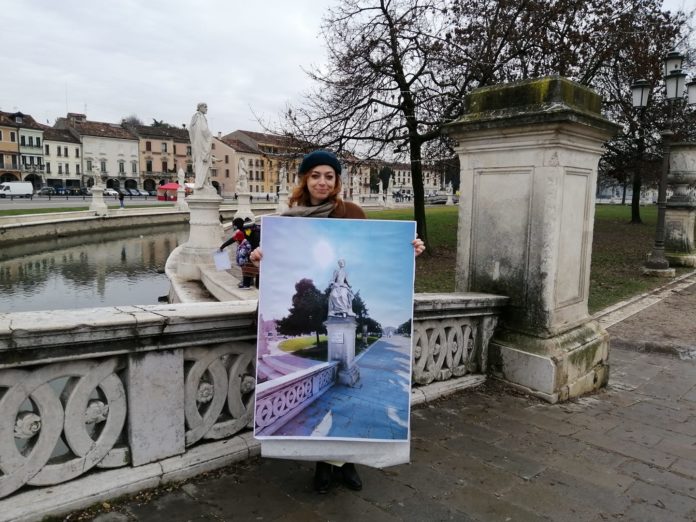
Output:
258 217 416 330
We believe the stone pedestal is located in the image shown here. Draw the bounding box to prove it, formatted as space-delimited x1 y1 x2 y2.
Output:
89 186 109 216
176 187 189 211
176 190 224 281
665 143 696 267
276 190 289 214
444 76 619 403
325 316 360 387
234 191 254 221
446 194 454 205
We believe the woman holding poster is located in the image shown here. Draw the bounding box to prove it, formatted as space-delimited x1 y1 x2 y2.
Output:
250 149 424 494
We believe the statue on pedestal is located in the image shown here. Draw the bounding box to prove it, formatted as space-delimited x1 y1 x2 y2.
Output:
328 259 355 317
189 102 213 190
278 166 287 193
237 159 249 193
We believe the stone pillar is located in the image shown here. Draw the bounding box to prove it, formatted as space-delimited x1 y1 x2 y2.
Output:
325 316 360 386
89 185 109 216
177 188 225 280
234 191 255 221
276 189 289 214
444 76 619 403
665 143 696 267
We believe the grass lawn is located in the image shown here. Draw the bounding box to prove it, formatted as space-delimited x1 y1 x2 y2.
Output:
368 204 692 314
278 335 377 360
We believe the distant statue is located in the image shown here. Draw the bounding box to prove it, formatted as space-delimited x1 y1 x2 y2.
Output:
279 165 287 192
237 159 249 192
177 168 185 186
328 259 355 317
189 102 213 190
446 181 453 195
90 161 103 187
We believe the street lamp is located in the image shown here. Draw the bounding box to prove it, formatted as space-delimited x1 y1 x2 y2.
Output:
631 49 695 275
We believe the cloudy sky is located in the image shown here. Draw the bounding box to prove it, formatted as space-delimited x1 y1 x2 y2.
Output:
1 1 690 135
258 216 416 330
1 0 338 134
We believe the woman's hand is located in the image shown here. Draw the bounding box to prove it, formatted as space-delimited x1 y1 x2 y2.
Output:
250 247 263 266
412 237 425 257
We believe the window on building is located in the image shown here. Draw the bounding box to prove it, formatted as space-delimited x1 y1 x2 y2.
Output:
248 159 253 166
187 146 192 156
86 160 92 172
58 164 63 174
173 145 177 155
225 155 229 164
212 169 218 178
15 116 22 124
186 164 193 174
75 148 80 158
119 162 125 173
0 130 2 141
146 141 151 151
28 136 34 146
64 147 68 157
57 147 62 157
132 161 137 173
20 136 26 146
65 164 70 174
46 162 51 174
36 137 41 147
76 164 80 175
45 144 49 154
146 160 152 172
100 160 106 173
225 169 229 178
161 142 168 153
211 143 215 150
10 132 15 142
162 161 168 172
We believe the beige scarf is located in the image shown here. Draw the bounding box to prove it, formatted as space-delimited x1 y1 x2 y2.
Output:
281 201 334 218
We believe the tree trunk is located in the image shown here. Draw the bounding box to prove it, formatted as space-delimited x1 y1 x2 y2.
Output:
630 168 642 224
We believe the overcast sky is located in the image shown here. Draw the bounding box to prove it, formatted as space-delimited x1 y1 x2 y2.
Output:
1 0 690 135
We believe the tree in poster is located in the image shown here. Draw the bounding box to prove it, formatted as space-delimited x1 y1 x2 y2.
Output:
276 279 327 346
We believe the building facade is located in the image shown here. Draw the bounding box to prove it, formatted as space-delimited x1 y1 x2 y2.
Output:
56 113 139 190
43 128 82 189
0 112 20 183
126 124 191 192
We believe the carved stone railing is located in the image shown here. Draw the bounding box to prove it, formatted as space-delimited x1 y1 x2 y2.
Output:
255 361 339 436
0 292 506 520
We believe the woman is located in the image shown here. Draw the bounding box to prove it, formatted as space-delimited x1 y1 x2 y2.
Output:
250 149 425 494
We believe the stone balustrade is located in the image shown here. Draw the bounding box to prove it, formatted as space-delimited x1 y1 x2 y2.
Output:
0 292 505 517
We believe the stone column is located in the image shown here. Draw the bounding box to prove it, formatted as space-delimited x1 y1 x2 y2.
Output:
665 143 696 267
176 187 225 280
444 76 619 403
325 316 360 386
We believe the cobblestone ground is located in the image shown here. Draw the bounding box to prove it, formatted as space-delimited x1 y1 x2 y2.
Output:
80 280 696 522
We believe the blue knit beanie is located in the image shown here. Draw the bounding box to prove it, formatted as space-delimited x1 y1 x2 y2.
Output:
298 150 341 176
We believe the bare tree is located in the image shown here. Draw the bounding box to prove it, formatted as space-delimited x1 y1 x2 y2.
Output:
279 0 690 247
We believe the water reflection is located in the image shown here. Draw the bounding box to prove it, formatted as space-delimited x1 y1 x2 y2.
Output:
0 224 189 313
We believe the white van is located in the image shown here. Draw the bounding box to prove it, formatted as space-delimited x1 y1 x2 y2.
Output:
0 182 34 198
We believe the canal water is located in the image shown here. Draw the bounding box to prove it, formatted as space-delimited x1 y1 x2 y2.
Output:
0 224 190 313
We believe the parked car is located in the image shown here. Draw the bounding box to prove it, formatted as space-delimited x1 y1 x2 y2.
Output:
126 188 140 196
148 190 157 196
37 187 56 196
79 187 92 196
103 188 119 196
0 182 34 198
54 187 67 196
67 187 82 196
137 189 149 196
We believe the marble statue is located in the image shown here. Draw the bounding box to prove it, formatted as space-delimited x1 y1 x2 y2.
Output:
328 259 355 317
177 168 185 186
189 102 213 190
446 181 453 195
237 159 249 192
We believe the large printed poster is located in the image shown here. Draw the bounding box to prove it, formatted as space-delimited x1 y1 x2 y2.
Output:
254 216 416 445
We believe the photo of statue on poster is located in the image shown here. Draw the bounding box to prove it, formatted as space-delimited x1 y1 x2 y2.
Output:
254 216 416 453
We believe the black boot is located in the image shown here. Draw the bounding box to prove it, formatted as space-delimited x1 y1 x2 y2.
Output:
340 463 362 491
314 462 332 494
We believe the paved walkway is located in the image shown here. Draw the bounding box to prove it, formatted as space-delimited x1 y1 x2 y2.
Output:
79 279 696 522
272 335 411 439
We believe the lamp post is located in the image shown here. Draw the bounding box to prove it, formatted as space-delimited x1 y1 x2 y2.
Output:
631 50 695 276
